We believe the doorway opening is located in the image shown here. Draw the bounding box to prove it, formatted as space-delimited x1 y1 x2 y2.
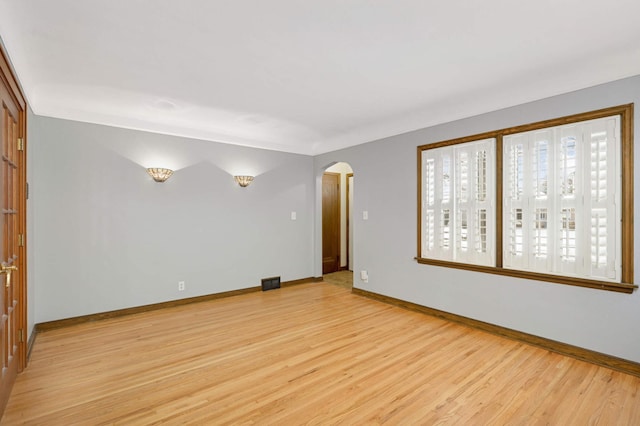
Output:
321 162 353 289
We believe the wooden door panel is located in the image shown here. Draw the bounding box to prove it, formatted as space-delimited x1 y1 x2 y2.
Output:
0 45 26 416
322 173 340 274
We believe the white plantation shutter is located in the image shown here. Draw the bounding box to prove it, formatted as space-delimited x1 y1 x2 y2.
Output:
454 140 495 265
421 148 454 261
474 149 490 258
456 150 469 257
503 115 621 282
504 136 527 270
557 125 580 277
530 130 553 273
584 116 620 281
423 158 436 253
421 139 495 265
440 152 453 259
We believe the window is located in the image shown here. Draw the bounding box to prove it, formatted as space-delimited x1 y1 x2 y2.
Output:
503 116 620 281
417 104 635 293
421 138 496 266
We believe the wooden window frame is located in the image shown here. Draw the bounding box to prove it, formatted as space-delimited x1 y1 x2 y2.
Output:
417 104 636 294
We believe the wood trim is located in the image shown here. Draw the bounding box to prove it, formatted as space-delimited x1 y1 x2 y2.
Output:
346 172 353 269
26 327 37 362
352 287 640 378
280 276 320 287
418 104 634 152
0 43 26 110
18 90 27 372
416 257 637 293
416 145 422 258
417 130 501 151
495 134 503 268
36 277 321 332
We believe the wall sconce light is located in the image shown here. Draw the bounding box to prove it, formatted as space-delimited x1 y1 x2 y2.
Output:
234 175 254 187
147 168 174 183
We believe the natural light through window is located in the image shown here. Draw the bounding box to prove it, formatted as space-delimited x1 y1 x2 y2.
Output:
420 138 496 266
502 115 621 282
417 104 634 293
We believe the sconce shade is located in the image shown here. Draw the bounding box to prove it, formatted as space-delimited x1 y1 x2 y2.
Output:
147 168 174 182
234 175 254 187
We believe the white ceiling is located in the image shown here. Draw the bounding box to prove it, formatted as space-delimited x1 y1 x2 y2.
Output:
1 1 639 155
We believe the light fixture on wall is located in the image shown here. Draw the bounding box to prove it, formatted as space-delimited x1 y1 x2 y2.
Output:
147 168 174 183
234 175 254 187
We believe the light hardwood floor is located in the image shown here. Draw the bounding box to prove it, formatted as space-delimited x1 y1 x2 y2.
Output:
3 283 640 424
323 270 353 289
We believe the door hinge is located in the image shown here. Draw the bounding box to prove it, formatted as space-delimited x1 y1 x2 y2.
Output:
17 138 24 151
26 182 29 200
18 234 24 247
18 329 24 343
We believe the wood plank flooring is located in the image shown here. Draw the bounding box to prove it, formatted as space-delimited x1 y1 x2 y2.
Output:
322 270 353 289
3 283 640 424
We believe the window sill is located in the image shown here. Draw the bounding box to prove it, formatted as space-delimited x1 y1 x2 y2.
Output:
415 257 637 294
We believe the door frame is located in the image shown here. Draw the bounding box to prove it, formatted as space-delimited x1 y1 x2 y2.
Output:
0 41 28 413
315 162 355 279
346 172 353 271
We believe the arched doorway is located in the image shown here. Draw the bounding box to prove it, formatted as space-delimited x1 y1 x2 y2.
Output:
321 162 353 289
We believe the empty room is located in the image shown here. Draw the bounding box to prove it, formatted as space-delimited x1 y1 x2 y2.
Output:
0 1 639 424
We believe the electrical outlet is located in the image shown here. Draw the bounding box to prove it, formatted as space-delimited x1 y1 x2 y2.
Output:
178 281 185 291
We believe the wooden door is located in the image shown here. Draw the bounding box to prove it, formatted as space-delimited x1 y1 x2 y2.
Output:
322 172 340 274
0 45 27 414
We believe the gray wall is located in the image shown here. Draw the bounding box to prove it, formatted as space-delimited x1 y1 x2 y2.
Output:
315 74 640 363
27 75 640 365
30 117 315 324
